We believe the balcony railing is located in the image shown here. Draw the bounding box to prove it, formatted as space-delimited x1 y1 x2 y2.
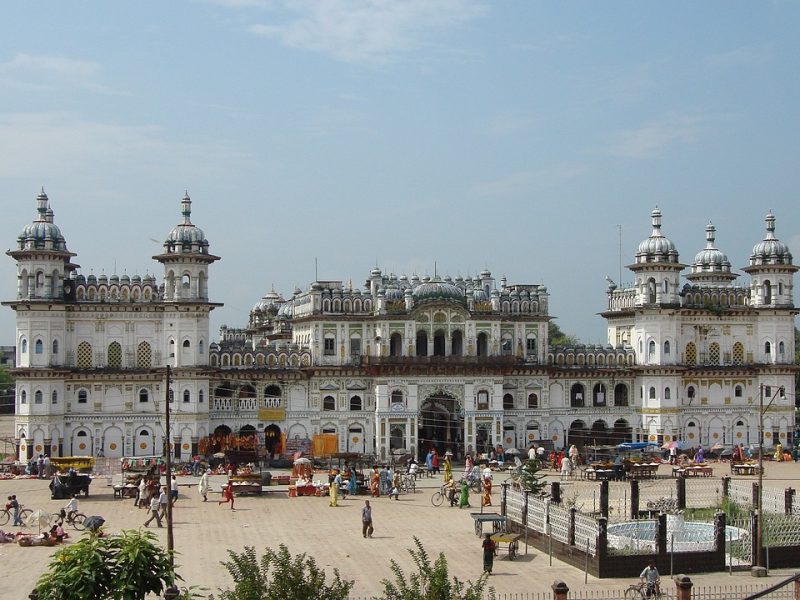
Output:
360 355 521 367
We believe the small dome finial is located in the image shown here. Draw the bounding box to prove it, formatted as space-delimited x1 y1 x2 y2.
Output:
181 192 192 224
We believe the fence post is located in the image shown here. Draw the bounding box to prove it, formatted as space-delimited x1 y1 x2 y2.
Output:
722 475 730 500
630 478 639 519
551 580 569 600
673 575 693 600
750 510 760 572
753 481 759 507
523 490 530 555
785 487 794 516
568 506 576 546
501 482 508 517
600 480 609 518
597 516 608 565
714 511 727 570
656 512 667 557
676 475 686 510
551 481 561 504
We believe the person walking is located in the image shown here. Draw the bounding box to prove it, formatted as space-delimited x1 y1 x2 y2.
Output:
330 471 341 507
482 533 497 574
219 480 235 510
144 494 163 528
370 468 380 497
431 451 440 474
459 479 470 509
443 455 453 482
482 466 493 507
198 469 210 502
170 475 179 506
157 487 169 518
361 500 374 538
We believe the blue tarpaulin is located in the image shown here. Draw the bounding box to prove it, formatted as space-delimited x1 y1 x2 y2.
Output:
617 442 658 451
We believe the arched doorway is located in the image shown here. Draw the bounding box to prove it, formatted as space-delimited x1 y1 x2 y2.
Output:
135 428 154 456
611 419 632 445
433 330 446 356
390 333 402 356
264 424 281 458
590 420 608 446
418 393 463 459
477 332 488 356
451 330 463 356
416 331 428 356
567 420 588 450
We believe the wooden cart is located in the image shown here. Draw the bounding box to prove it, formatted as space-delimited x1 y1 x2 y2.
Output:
470 512 506 536
490 532 522 560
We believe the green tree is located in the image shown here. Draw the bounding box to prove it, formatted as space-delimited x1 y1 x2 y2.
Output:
210 544 353 600
35 530 175 600
0 364 14 415
380 537 494 600
548 321 579 347
515 459 547 496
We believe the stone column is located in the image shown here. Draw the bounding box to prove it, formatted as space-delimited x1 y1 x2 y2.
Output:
674 575 693 600
551 580 569 600
722 475 730 500
656 512 667 556
630 479 639 519
676 476 686 510
600 480 609 517
551 481 561 504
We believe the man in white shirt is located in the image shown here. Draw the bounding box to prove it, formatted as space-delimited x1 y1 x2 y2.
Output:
63 495 79 524
144 495 163 528
528 446 537 461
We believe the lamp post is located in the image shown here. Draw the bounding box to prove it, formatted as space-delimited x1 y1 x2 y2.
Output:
164 364 175 570
754 383 785 575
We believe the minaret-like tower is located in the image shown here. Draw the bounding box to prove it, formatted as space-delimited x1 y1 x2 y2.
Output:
742 211 797 307
152 192 221 367
629 207 685 307
685 222 738 286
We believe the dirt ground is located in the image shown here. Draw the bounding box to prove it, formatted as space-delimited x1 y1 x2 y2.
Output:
1 460 798 598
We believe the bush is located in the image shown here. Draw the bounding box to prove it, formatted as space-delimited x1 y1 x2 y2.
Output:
380 537 494 600
35 530 175 600
210 544 353 600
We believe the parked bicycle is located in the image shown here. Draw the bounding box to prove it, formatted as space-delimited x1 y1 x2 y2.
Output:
399 473 416 494
0 504 33 526
624 581 663 599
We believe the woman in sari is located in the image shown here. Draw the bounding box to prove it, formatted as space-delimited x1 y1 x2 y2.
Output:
370 468 380 497
482 469 492 507
329 471 341 507
458 479 470 508
349 469 357 496
443 456 453 482
464 454 474 479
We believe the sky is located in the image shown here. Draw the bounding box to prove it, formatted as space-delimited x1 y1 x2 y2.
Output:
1 1 799 345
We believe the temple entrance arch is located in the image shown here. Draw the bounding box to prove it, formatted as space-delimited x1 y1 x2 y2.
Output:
418 392 463 459
264 424 282 458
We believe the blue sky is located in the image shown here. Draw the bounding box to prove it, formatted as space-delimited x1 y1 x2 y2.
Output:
1 1 799 344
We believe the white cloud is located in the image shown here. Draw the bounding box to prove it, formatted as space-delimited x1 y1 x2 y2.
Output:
0 53 124 95
246 0 485 64
605 115 703 159
0 112 252 180
474 164 586 197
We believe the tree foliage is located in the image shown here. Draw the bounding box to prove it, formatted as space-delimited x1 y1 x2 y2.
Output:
548 321 579 347
380 537 494 600
210 544 353 600
515 459 548 496
35 530 175 600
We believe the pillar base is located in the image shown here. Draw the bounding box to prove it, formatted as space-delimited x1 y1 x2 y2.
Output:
750 566 767 577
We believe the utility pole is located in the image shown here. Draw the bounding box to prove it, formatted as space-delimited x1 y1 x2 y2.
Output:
164 364 175 569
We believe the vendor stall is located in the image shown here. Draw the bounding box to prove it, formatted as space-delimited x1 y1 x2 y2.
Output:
49 457 95 498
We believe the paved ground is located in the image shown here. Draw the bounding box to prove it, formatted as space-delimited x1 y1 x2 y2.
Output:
1 460 798 598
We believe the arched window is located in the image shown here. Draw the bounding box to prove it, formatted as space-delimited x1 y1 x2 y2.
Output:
139 389 149 403
570 383 585 408
52 339 59 355
593 383 606 406
34 390 42 404
183 390 190 403
21 338 28 354
687 386 696 401
614 384 628 407
324 333 336 356
77 341 92 368
664 340 670 355
685 342 696 365
323 395 336 411
199 389 204 403
764 280 772 304
416 331 428 357
779 341 785 356
34 339 43 354
136 342 152 369
20 390 26 404
648 340 656 361
78 389 88 404
390 333 402 357
527 393 538 409
503 393 514 410
350 395 362 411
183 340 190 349
477 391 489 411
199 340 204 356
391 390 404 406
734 385 743 398
107 341 122 368
764 341 771 356
647 278 657 303
664 387 671 400
648 386 656 400
708 342 720 365
51 390 58 404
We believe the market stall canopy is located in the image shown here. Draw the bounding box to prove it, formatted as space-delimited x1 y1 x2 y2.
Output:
617 442 658 452
505 448 521 455
293 457 312 465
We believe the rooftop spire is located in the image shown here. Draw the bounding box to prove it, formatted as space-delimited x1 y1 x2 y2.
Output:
181 191 192 224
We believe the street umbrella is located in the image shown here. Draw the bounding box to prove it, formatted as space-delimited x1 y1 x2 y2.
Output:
710 443 726 453
213 452 226 459
83 516 105 532
505 448 521 455
293 457 312 465
26 509 52 534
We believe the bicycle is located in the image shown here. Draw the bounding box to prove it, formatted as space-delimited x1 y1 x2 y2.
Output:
624 581 663 599
431 484 454 507
399 473 416 494
52 509 87 531
0 504 33 526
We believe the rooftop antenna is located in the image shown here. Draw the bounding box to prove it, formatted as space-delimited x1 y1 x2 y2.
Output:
434 261 437 278
315 257 318 282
